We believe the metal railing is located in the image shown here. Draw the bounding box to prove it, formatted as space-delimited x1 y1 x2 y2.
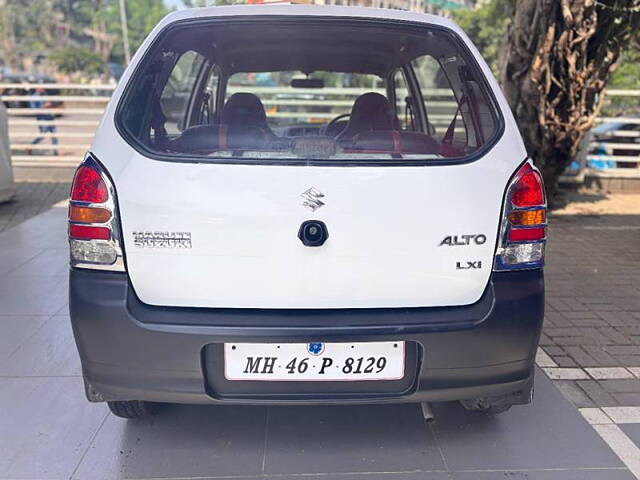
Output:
3 83 639 181
1 83 110 168
586 116 640 178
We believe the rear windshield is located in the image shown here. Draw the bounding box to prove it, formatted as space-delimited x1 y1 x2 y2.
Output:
117 19 500 164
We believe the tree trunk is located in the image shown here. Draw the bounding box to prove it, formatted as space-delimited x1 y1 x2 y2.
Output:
499 0 640 197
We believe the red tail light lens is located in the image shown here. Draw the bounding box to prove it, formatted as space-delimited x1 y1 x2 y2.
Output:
68 155 124 271
508 227 546 242
69 224 111 240
511 164 545 207
69 164 111 242
495 160 547 271
71 166 109 203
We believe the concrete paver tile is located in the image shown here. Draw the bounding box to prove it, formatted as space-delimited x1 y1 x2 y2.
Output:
74 405 267 480
542 368 590 380
0 377 107 479
602 407 640 424
0 313 79 377
587 368 636 380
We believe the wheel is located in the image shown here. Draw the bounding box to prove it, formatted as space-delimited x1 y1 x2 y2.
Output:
107 400 158 419
460 397 512 415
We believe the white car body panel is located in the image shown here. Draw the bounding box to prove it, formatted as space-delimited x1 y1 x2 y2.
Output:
90 5 527 309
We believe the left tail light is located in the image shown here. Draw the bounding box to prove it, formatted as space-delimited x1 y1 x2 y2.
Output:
494 160 547 271
68 154 125 271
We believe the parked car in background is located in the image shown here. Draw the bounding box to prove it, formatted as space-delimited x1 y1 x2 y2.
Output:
0 102 15 203
68 5 546 420
589 119 640 170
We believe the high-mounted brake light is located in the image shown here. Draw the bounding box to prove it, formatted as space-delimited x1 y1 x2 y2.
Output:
68 155 125 271
494 160 547 270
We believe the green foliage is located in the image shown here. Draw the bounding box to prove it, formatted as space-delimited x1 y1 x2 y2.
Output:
0 0 57 68
610 53 640 90
610 28 640 90
605 32 640 115
50 46 104 75
0 0 170 75
451 0 513 76
109 0 170 62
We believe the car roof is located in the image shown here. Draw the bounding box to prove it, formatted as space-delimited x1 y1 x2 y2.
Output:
157 4 460 32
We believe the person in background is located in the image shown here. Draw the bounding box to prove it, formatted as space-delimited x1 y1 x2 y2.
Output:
29 86 58 155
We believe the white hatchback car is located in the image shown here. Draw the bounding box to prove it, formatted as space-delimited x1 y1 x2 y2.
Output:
68 5 546 419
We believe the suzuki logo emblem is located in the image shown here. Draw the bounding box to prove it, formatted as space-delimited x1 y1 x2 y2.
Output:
301 187 325 212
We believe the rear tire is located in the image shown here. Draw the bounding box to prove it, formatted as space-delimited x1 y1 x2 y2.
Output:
107 400 157 419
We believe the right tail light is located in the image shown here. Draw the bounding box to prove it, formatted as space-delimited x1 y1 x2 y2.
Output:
68 154 125 271
494 160 547 270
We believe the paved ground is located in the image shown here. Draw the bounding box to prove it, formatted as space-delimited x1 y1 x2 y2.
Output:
0 182 70 233
0 194 640 479
543 212 640 409
0 209 634 480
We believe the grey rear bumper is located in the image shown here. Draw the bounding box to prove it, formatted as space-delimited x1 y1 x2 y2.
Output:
69 268 544 405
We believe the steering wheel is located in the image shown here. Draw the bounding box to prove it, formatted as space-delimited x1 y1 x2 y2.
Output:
325 113 351 135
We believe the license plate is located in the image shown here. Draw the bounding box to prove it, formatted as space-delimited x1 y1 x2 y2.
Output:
224 341 405 381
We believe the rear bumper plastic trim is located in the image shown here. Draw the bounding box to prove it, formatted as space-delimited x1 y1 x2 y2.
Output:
69 268 544 404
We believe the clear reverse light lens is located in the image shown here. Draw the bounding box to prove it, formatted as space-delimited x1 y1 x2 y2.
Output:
70 239 118 265
501 243 544 265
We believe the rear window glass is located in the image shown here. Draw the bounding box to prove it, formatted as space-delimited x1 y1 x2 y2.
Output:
117 19 500 163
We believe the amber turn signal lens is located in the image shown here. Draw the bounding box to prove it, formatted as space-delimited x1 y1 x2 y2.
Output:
508 209 545 226
69 205 112 224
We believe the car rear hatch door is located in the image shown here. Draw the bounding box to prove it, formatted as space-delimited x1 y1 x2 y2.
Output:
115 154 513 309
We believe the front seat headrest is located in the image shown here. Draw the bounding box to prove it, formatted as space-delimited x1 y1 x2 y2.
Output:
221 92 269 128
336 92 396 142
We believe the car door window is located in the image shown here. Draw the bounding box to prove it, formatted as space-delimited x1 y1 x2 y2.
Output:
195 66 219 125
413 54 496 149
392 69 415 131
411 55 464 144
160 50 206 134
